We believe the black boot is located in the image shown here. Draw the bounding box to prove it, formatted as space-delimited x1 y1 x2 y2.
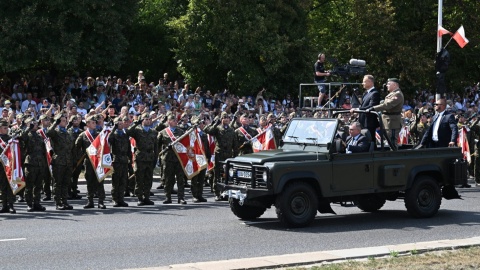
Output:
8 203 16 214
42 195 51 201
62 200 73 210
56 203 66 210
143 198 154 205
0 205 9 213
27 204 34 212
83 199 94 209
98 201 106 209
33 203 46 212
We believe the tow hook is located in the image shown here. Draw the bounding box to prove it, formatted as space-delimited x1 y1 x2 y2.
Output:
227 190 247 206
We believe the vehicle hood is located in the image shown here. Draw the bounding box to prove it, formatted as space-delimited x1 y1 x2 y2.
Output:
229 149 327 164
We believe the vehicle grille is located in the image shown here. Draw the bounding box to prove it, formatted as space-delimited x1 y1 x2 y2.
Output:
228 163 268 188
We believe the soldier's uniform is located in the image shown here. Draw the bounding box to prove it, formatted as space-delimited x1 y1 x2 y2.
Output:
108 117 130 207
75 116 106 209
47 114 75 210
204 112 237 200
0 120 15 214
410 117 430 145
38 115 53 201
9 114 26 203
126 113 158 205
20 118 47 212
158 114 186 204
68 115 83 199
233 115 258 156
190 116 211 202
372 78 404 148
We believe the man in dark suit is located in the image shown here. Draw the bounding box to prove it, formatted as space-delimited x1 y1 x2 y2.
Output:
345 122 370 154
420 98 458 148
352 75 380 147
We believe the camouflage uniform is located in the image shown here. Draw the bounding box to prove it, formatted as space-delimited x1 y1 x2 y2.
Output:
234 125 258 156
204 115 237 197
20 122 47 210
47 118 75 209
158 125 185 203
38 125 53 200
410 121 430 145
372 86 404 147
68 123 83 198
108 122 130 206
126 118 158 203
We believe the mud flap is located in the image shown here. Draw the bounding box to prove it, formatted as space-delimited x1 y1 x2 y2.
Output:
318 200 336 214
442 185 462 200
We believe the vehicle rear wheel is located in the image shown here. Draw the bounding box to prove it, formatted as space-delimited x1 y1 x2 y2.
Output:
404 176 442 218
356 195 386 212
229 198 267 220
275 182 318 228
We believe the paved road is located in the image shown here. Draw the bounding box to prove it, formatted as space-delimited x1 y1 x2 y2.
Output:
0 181 479 270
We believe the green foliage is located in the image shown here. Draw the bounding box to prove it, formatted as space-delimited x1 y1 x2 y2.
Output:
169 0 312 96
0 0 137 73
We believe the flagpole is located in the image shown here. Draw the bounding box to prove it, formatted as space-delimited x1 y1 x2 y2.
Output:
158 125 198 156
443 36 453 49
436 0 443 102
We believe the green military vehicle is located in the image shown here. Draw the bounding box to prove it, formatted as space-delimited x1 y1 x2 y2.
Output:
219 112 466 228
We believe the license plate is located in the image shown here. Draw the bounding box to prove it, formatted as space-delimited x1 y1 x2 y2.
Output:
237 170 252 179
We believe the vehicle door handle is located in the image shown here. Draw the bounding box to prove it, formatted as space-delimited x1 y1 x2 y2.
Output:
365 164 370 172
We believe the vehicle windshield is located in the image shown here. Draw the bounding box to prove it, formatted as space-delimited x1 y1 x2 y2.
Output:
283 119 338 145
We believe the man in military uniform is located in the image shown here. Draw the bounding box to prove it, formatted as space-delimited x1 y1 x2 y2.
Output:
47 114 74 210
9 113 26 203
126 113 158 206
190 116 210 203
20 118 47 212
108 116 130 207
410 111 430 145
75 115 107 209
68 115 83 199
38 114 54 201
369 78 404 149
205 112 237 201
0 120 16 214
158 114 186 204
267 113 282 147
233 113 258 156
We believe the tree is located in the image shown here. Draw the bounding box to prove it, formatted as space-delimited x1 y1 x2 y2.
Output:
169 0 312 97
0 0 137 74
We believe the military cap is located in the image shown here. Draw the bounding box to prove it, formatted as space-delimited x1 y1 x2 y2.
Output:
387 78 400 84
220 112 229 118
141 112 151 120
240 113 249 118
16 113 24 119
167 114 176 120
69 115 78 122
122 116 129 122
113 117 123 124
85 115 97 123
39 114 49 121
259 115 267 122
53 113 63 121
107 104 115 109
24 117 37 125
0 120 9 127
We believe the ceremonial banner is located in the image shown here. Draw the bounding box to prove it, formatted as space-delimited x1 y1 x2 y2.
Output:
252 125 276 152
168 128 207 179
207 134 215 172
457 126 471 163
397 126 410 145
0 138 26 195
86 128 114 182
130 137 136 170
37 129 53 176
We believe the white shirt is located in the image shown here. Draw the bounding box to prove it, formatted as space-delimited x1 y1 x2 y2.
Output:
432 111 444 142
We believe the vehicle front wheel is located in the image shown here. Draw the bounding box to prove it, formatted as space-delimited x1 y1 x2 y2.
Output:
275 182 318 228
404 176 442 218
229 198 267 220
356 195 386 212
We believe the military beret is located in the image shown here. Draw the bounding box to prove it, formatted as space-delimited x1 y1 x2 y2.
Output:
39 114 49 121
0 120 9 127
388 78 400 84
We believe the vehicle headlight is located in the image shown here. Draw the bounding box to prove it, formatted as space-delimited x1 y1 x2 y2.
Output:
229 168 234 177
262 170 268 182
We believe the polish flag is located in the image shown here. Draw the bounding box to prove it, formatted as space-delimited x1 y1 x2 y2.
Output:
438 25 452 37
452 25 469 48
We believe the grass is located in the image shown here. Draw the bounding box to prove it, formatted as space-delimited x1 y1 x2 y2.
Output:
283 246 480 270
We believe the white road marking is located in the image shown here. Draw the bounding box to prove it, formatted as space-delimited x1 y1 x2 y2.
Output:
0 238 26 242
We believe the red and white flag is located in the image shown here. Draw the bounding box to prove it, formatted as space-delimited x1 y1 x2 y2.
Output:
130 137 136 169
37 129 53 176
397 126 410 145
207 134 215 172
252 125 277 152
438 25 452 37
0 138 26 195
167 128 207 179
86 128 114 182
452 25 469 48
457 126 471 163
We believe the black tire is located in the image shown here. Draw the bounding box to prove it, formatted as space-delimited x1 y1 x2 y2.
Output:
404 176 442 218
356 195 386 212
229 198 267 220
275 182 318 228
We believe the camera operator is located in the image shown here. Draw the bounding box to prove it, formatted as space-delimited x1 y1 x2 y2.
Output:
314 53 331 107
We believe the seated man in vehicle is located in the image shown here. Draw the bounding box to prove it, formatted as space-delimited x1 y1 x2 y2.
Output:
345 122 370 154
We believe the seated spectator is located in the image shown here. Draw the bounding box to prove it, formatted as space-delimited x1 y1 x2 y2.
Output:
345 122 369 154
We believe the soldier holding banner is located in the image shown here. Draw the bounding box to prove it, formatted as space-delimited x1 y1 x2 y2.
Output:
38 114 53 201
0 120 16 214
75 115 107 209
126 112 158 206
47 114 74 210
20 118 47 212
157 114 186 204
204 112 237 201
234 113 258 156
108 116 130 207
190 116 210 203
